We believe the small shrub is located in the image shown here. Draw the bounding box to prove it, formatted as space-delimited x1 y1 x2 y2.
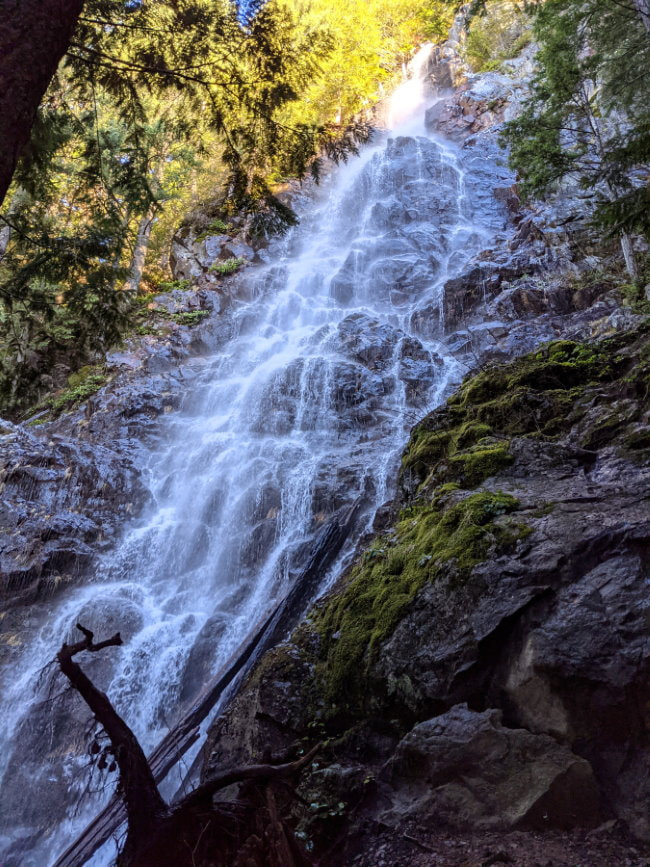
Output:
196 219 230 241
173 311 209 326
156 279 190 293
209 257 245 276
48 367 106 413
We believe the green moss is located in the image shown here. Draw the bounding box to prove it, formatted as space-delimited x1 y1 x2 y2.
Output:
47 366 106 414
156 279 190 293
209 257 245 276
455 421 492 449
196 219 230 241
403 411 513 490
447 442 514 488
172 310 209 326
403 338 628 491
290 329 650 728
458 341 609 407
315 491 526 711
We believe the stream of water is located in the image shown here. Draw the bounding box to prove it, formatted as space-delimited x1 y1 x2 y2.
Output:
0 46 511 866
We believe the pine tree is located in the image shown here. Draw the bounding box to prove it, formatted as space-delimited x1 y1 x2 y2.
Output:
0 0 369 412
503 0 650 275
0 0 444 412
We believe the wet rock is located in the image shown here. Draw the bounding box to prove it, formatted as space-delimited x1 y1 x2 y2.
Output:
504 552 650 838
382 704 600 831
150 288 219 315
222 239 255 262
170 226 210 281
0 427 147 606
335 314 400 369
204 330 650 856
180 612 230 703
170 223 258 285
443 261 523 327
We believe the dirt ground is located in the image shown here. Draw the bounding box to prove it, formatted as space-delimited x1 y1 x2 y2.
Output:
342 822 650 866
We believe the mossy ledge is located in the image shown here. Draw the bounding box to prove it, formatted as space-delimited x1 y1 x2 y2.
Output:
403 330 650 490
304 327 650 722
314 490 529 716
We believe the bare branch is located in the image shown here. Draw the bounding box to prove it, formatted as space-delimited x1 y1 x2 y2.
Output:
181 742 322 811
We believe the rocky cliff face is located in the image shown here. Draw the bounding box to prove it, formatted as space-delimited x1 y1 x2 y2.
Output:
199 36 650 867
0 275 246 613
202 327 650 865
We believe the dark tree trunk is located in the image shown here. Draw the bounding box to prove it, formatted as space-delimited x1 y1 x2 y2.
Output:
0 0 85 206
57 625 169 860
55 624 317 866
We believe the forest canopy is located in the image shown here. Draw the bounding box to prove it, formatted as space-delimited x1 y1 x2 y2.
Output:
0 0 450 414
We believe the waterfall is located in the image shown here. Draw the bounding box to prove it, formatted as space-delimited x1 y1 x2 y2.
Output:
0 44 511 866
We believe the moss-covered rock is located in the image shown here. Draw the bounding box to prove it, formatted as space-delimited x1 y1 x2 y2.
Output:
307 328 650 721
314 490 528 714
47 366 108 415
204 325 650 858
403 330 650 491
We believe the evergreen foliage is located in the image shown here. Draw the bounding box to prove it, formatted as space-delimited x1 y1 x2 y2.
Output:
0 0 452 413
503 0 650 256
0 0 410 413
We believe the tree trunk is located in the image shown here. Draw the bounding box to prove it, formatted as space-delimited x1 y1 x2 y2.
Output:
620 232 639 279
56 625 168 860
55 623 318 866
0 0 85 207
125 212 155 293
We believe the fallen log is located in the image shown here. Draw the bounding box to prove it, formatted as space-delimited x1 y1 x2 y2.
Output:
53 497 362 867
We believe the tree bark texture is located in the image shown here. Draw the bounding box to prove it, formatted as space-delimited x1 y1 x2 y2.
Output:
125 212 155 293
0 0 85 206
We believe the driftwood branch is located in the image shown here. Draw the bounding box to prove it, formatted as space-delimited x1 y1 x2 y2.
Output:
58 622 122 659
181 742 322 811
54 500 362 867
54 624 323 865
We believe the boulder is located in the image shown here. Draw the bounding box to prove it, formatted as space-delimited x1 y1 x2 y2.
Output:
382 705 600 831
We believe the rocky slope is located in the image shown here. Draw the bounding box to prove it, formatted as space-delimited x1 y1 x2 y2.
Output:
203 325 650 866
0 271 248 612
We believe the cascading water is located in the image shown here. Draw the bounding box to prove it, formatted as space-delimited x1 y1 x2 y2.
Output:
0 45 512 866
